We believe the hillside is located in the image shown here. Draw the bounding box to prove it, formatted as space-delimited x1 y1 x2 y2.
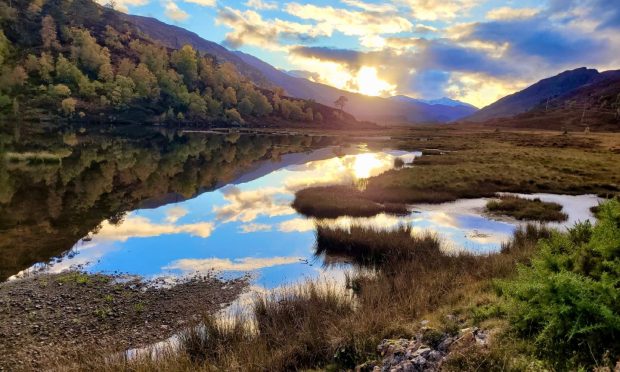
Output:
109 13 480 125
478 70 620 131
0 0 362 128
234 50 477 123
466 67 603 122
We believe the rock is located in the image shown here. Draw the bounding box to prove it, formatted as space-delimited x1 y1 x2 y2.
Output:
437 337 454 351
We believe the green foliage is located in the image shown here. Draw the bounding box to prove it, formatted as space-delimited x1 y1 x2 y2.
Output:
0 2 339 125
500 199 620 369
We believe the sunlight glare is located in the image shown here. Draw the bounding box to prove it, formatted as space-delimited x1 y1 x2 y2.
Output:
352 153 385 179
356 66 396 96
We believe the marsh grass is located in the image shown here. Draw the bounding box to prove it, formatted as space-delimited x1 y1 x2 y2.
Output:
292 185 408 218
486 195 568 222
82 223 552 371
393 157 405 168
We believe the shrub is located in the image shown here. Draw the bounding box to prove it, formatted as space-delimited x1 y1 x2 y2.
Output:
500 199 620 369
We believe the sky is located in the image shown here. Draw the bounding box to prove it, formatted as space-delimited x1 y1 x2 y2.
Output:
112 0 620 107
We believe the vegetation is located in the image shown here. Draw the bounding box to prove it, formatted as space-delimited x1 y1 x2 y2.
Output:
0 129 338 280
486 195 568 222
500 199 620 369
93 201 620 371
292 185 408 218
292 129 620 214
0 0 351 126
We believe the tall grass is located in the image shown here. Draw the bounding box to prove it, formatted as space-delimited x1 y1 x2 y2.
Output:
74 224 553 371
486 195 568 222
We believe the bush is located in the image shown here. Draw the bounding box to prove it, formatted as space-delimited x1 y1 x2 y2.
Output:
500 199 620 369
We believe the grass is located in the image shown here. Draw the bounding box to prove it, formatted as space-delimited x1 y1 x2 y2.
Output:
292 185 408 218
80 223 553 371
291 129 620 215
393 157 405 168
486 195 568 222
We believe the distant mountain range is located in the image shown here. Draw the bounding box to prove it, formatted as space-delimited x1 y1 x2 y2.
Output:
123 14 478 124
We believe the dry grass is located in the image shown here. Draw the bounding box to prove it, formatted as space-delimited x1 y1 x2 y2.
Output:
292 129 620 210
486 195 568 222
77 223 552 371
292 185 408 218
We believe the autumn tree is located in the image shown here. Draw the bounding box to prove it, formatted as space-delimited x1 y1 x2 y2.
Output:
131 63 159 99
70 28 111 75
171 45 198 88
238 97 254 116
222 86 237 107
40 15 60 50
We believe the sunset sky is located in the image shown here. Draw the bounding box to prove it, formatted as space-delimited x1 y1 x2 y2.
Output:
112 0 620 107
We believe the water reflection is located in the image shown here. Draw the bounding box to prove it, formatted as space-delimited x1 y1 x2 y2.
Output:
11 142 600 289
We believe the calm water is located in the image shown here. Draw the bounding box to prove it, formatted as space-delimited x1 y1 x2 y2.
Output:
1 130 600 289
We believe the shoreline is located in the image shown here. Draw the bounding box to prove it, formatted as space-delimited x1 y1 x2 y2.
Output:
0 272 248 371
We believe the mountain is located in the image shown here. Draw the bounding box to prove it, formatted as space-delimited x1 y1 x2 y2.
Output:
465 67 603 122
233 50 477 123
0 0 362 128
389 95 476 109
121 14 273 89
119 15 477 124
475 69 620 131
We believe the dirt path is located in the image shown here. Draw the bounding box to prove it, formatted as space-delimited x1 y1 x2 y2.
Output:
0 272 247 371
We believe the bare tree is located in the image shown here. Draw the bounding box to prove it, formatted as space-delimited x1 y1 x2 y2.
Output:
334 95 348 112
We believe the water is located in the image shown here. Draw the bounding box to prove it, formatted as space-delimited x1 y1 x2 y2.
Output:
1 131 601 288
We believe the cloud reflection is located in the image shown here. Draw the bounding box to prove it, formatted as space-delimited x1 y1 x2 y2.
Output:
164 256 304 272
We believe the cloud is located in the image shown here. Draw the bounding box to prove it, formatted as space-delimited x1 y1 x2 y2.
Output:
285 2 413 37
278 218 315 233
183 0 216 6
486 7 540 20
164 1 189 21
401 0 480 21
216 7 328 50
164 256 304 272
340 0 397 13
213 185 295 223
95 215 214 242
165 206 188 223
245 0 277 10
239 223 273 233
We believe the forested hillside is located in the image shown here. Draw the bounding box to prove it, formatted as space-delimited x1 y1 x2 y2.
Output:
0 0 358 127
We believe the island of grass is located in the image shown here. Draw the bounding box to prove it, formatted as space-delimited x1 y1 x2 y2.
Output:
292 185 409 218
486 195 568 222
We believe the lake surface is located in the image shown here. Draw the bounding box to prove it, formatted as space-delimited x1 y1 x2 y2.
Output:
1 130 600 289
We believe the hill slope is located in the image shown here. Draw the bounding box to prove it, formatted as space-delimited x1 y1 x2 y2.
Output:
478 70 620 131
0 0 361 128
234 50 477 123
117 15 477 124
466 67 603 122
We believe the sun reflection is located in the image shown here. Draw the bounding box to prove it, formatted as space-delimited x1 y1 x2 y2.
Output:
352 153 386 179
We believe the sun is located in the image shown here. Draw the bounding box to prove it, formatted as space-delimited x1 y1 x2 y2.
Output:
356 66 396 97
352 153 385 179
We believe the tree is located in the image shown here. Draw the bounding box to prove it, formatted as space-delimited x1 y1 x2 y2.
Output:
41 15 60 50
116 58 135 77
315 112 323 122
222 86 237 107
38 53 54 82
238 97 254 116
51 84 71 97
334 95 348 111
70 28 111 75
248 90 272 116
225 108 244 124
61 97 77 116
171 45 198 88
130 63 159 99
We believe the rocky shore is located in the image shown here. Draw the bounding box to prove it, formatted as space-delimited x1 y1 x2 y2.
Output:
0 272 247 371
358 325 490 372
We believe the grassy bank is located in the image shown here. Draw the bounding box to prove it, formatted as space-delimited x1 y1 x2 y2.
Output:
291 129 620 217
80 223 554 371
70 200 620 370
486 195 568 222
